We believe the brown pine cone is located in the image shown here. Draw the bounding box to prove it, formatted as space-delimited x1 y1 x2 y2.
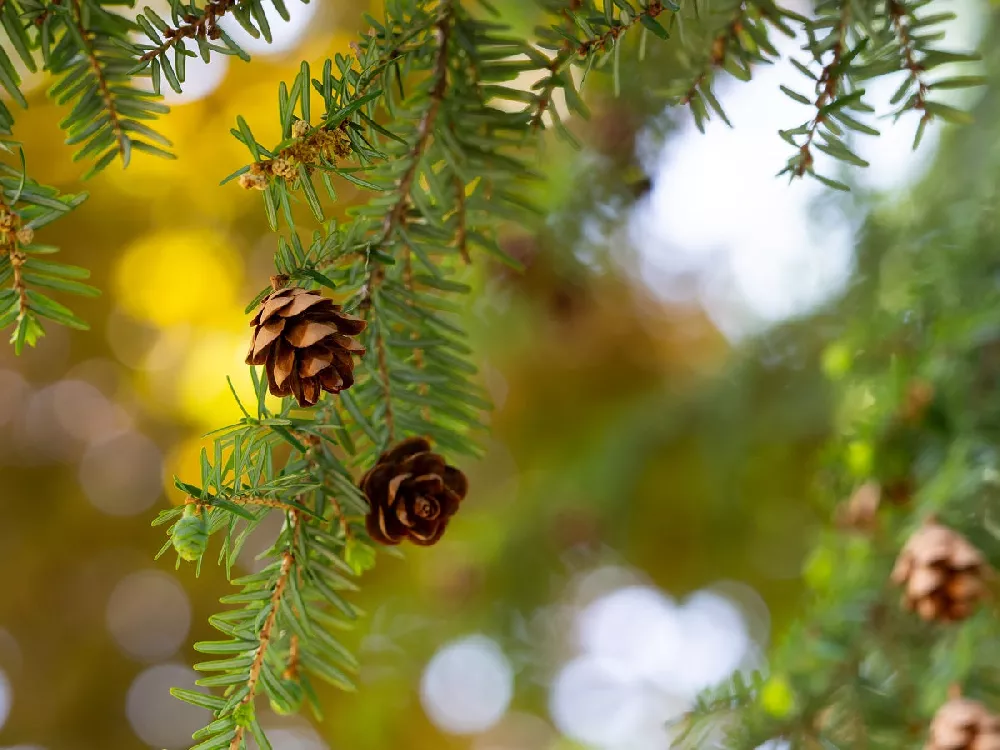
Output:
246 279 366 407
927 697 1000 750
891 519 990 622
361 437 468 546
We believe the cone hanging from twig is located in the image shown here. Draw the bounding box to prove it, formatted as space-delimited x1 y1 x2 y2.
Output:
361 437 468 546
891 518 990 622
926 694 1000 750
246 277 367 407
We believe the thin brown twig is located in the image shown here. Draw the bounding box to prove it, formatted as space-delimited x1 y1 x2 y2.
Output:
376 330 395 442
282 634 300 680
531 1 665 130
888 0 929 119
794 4 852 176
453 176 469 264
0 197 27 322
680 15 745 105
229 514 298 750
32 0 61 27
380 6 452 244
139 0 236 62
403 248 432 423
230 496 307 513
70 0 127 160
361 0 452 446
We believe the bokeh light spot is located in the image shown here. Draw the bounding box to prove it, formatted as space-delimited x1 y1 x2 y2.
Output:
218 0 319 56
549 655 648 747
126 664 209 748
176 332 263 426
0 668 10 732
163 55 229 105
78 431 163 516
107 570 191 662
664 590 750 696
52 380 129 445
114 230 242 327
577 585 682 685
420 635 514 735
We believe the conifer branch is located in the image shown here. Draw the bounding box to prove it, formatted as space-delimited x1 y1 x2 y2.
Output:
531 1 667 131
888 0 929 118
361 0 452 448
138 0 235 62
793 3 851 177
69 0 128 162
680 10 746 106
577 0 666 55
380 5 451 244
230 496 309 513
229 545 294 750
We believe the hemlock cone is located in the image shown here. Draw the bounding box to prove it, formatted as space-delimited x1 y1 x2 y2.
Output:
926 697 1000 750
891 519 989 622
361 437 468 546
246 280 367 407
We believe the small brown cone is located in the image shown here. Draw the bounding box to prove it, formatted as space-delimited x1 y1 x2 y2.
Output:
892 519 989 622
361 437 468 546
835 481 881 532
927 696 1000 750
246 279 367 407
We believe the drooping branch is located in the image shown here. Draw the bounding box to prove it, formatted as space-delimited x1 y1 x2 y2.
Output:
793 4 851 177
379 7 452 244
680 9 748 106
888 0 929 117
70 0 128 162
363 0 453 446
228 517 297 750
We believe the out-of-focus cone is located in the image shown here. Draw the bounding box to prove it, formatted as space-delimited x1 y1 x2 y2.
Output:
892 519 989 622
926 694 1000 750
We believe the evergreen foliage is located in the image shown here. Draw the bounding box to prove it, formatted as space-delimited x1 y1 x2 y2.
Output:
0 0 991 747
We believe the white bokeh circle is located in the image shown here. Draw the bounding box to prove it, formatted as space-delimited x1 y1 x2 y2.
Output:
549 655 651 747
577 586 683 685
218 0 318 57
420 635 514 735
162 55 230 105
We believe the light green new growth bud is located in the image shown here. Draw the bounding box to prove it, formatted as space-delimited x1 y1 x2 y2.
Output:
171 504 208 562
